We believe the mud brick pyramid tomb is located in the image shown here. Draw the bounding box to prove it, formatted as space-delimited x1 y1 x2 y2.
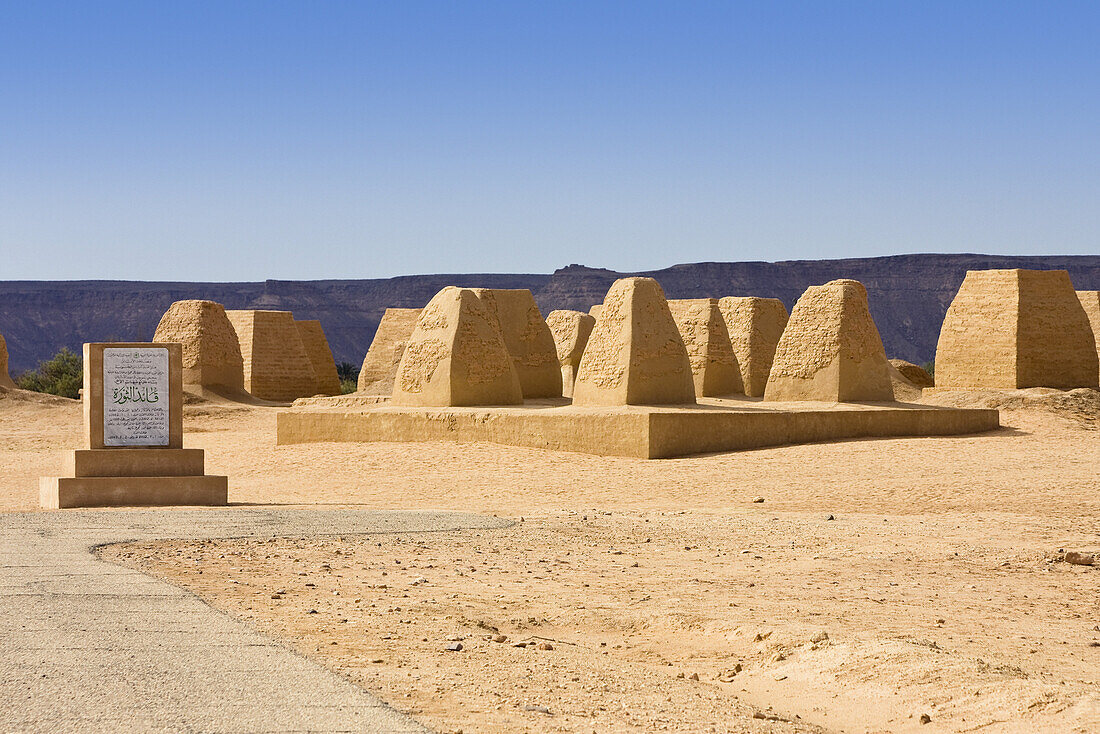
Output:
357 308 422 395
1078 290 1100 382
279 276 998 458
764 279 895 402
153 300 245 394
719 297 789 397
295 319 342 396
226 309 329 401
934 269 1099 390
546 309 595 398
470 288 562 399
40 343 227 508
0 332 14 389
391 287 524 407
668 298 744 398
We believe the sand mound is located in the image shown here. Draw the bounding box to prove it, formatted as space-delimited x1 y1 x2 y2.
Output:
0 384 77 405
718 297 788 397
889 359 934 388
392 286 522 407
936 270 1098 390
153 300 245 392
1077 290 1100 382
765 279 894 402
546 309 595 399
357 308 422 395
887 364 924 403
573 277 696 406
295 320 341 396
923 387 1100 428
668 298 744 397
0 333 14 389
471 289 562 398
225 310 319 402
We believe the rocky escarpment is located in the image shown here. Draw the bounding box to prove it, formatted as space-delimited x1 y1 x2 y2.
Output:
1 254 1097 373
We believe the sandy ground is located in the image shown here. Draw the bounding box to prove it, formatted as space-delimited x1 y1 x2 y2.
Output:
3 389 1099 732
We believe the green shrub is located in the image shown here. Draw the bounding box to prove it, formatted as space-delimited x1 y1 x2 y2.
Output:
17 348 83 399
336 361 359 394
920 361 935 379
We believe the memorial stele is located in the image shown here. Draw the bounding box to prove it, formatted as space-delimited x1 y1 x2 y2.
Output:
40 342 228 508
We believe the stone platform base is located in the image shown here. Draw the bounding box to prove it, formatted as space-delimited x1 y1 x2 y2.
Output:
40 475 228 509
41 448 228 509
276 398 1000 459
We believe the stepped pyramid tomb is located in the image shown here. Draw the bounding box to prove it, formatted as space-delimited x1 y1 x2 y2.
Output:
764 279 894 402
1077 290 1100 381
357 308 422 395
935 270 1099 390
0 333 14 389
152 300 244 393
719 297 789 397
470 289 562 398
295 320 341 396
225 310 319 401
572 278 696 406
546 309 595 398
391 287 523 407
668 299 744 397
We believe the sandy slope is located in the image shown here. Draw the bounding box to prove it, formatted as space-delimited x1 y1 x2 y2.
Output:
4 390 1099 732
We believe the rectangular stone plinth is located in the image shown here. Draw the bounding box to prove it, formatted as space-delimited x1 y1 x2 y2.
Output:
276 400 1000 459
62 448 206 477
40 475 228 509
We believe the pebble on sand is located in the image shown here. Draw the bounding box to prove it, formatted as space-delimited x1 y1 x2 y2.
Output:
1064 551 1095 566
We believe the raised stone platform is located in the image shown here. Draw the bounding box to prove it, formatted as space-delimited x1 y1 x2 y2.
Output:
40 474 228 509
41 448 228 509
276 398 1000 459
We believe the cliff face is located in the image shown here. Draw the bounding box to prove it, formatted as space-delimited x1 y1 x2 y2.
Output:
1 254 1097 373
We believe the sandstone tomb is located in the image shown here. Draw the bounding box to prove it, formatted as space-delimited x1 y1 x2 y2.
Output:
764 279 895 402
1076 290 1100 382
226 310 319 401
295 319 341 396
935 270 1099 390
0 333 14 389
470 288 562 398
546 309 595 398
572 278 696 406
152 300 245 393
391 287 523 407
718 297 789 397
357 308 422 395
668 298 744 397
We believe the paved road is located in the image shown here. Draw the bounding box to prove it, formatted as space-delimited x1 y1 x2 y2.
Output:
0 508 512 733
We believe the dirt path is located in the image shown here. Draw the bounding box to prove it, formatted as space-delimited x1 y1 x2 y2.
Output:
6 391 1099 732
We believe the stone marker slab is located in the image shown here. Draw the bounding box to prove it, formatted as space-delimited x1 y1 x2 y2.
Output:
41 342 227 509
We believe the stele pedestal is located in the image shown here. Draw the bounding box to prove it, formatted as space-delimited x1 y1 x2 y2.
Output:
39 342 228 508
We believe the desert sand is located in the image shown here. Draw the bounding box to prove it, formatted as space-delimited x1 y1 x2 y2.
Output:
3 388 1098 732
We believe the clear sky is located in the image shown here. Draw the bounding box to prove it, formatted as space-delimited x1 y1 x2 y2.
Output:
1 2 1097 281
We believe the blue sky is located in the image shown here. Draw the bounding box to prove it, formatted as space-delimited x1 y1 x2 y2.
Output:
1 1 1097 281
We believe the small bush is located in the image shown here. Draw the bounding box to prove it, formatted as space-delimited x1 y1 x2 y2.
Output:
337 361 359 394
920 361 935 379
17 348 83 399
